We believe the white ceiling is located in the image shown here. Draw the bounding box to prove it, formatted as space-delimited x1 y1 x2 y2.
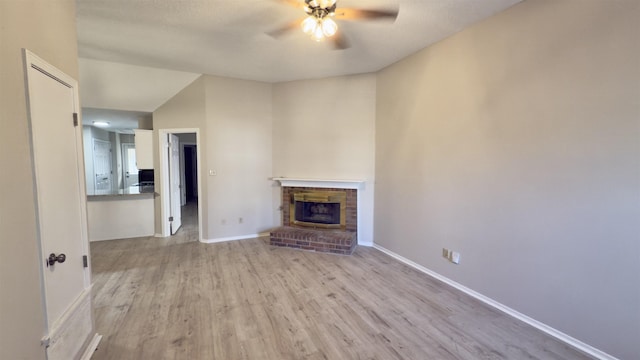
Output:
79 58 200 112
76 0 523 84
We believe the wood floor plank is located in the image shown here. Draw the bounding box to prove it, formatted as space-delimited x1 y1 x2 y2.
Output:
89 203 593 360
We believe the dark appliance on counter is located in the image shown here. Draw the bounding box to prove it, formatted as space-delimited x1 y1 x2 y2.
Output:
137 169 155 193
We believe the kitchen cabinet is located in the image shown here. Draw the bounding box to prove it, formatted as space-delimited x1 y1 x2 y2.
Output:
134 129 153 169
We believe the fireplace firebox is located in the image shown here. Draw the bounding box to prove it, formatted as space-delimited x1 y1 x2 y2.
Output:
271 185 357 255
290 190 346 230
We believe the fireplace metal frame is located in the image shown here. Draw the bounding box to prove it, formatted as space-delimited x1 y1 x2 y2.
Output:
290 189 347 230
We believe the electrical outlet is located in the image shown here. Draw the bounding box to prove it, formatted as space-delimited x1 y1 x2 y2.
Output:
451 252 461 264
239 217 243 224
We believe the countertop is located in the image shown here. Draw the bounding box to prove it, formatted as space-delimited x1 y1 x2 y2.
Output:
87 186 156 201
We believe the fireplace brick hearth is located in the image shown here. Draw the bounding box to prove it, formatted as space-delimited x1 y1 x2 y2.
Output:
270 227 356 255
270 185 358 255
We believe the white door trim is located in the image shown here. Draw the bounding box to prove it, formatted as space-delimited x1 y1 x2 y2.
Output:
158 129 203 240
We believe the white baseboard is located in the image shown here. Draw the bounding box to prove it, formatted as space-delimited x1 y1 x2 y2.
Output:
80 334 102 360
203 232 269 244
372 243 618 360
358 240 373 247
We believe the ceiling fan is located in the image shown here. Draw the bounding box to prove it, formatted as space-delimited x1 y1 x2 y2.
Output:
268 0 399 49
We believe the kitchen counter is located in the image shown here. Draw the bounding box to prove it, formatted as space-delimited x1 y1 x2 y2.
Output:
86 186 156 241
87 186 156 201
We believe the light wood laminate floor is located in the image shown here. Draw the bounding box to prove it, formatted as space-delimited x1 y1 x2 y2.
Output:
90 204 591 360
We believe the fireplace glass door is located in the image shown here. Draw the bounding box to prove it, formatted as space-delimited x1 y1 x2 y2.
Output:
290 190 347 230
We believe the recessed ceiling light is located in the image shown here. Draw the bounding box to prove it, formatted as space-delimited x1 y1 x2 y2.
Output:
93 121 110 128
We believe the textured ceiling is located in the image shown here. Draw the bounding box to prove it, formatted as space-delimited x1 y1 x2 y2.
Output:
79 58 200 112
77 0 523 83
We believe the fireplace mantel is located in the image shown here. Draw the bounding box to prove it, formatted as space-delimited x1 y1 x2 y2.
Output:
273 178 364 190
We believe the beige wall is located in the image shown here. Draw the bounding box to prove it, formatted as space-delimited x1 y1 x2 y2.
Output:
0 1 79 359
375 1 640 359
153 76 207 236
272 74 377 243
153 75 273 240
204 76 273 240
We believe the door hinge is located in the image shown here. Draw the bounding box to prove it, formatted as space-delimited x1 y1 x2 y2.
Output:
83 255 88 268
73 112 79 127
169 216 174 222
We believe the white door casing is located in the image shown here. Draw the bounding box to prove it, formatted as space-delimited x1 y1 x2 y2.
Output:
169 134 182 234
24 50 98 359
159 129 202 240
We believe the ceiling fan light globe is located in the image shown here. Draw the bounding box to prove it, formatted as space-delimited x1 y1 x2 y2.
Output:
322 17 337 37
302 16 317 34
312 25 325 41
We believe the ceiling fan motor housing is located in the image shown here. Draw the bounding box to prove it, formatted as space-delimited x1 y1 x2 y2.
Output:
305 0 337 18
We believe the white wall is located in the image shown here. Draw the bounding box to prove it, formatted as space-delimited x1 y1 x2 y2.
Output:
153 76 207 236
374 1 640 359
177 133 196 144
87 198 155 241
204 76 273 241
153 75 273 241
0 1 79 359
272 74 377 244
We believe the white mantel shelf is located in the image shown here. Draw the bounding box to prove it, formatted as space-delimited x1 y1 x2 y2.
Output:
272 178 364 189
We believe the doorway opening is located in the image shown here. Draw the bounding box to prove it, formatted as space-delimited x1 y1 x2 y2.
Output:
159 129 202 241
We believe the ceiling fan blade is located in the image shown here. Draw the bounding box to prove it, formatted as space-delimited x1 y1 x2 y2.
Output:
334 8 399 21
331 31 350 50
273 0 306 9
267 19 303 38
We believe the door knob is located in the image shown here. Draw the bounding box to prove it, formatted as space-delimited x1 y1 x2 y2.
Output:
47 253 66 267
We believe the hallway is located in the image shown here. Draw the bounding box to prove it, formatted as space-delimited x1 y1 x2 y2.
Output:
173 200 198 242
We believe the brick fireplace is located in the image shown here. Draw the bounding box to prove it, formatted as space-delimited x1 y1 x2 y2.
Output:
270 179 362 255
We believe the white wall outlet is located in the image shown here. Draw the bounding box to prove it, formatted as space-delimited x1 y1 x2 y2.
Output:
239 217 243 224
451 251 461 264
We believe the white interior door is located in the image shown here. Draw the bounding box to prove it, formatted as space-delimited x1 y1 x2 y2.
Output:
122 143 138 187
25 51 95 359
93 138 112 192
169 134 182 234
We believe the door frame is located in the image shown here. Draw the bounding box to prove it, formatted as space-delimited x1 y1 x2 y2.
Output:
158 128 202 240
168 134 182 234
